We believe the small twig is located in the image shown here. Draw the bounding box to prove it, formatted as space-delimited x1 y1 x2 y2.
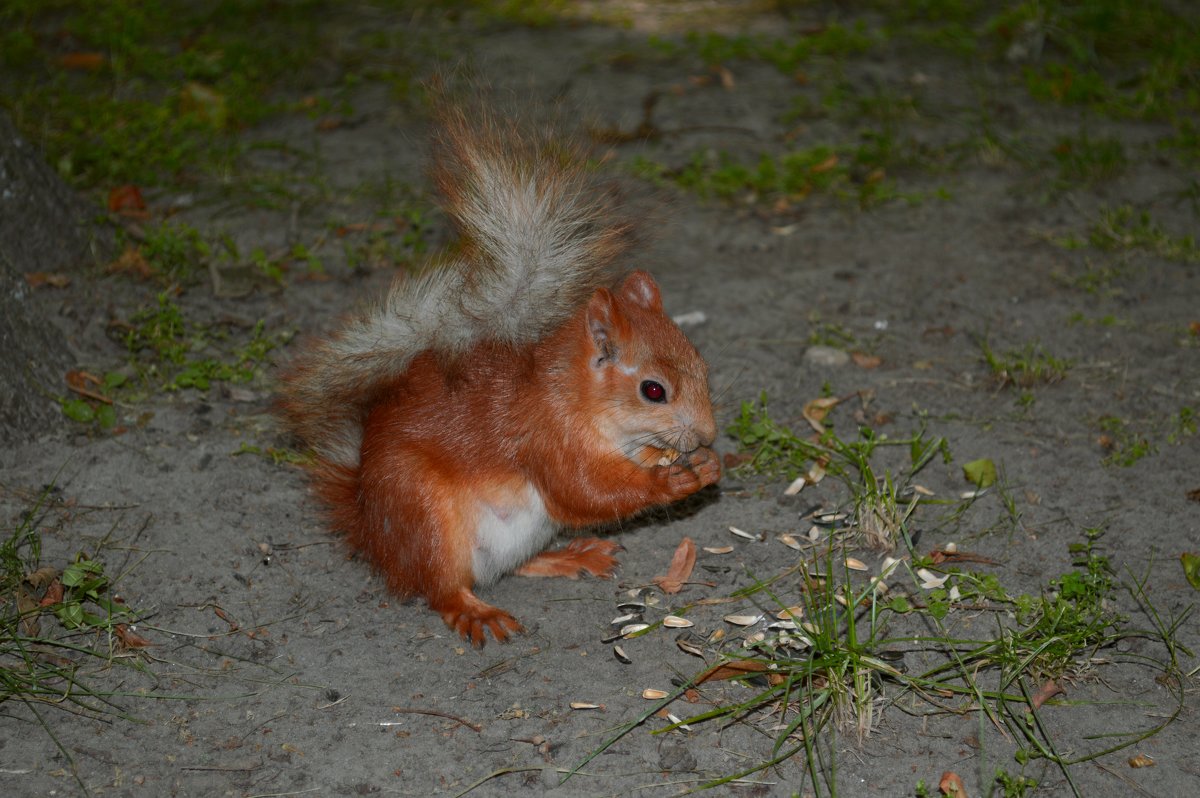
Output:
180 761 263 773
389 706 482 732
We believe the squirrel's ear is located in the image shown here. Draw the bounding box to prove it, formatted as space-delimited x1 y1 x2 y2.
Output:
619 270 662 313
586 287 621 363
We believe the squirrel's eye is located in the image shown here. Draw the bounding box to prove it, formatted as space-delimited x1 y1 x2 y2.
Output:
640 380 667 403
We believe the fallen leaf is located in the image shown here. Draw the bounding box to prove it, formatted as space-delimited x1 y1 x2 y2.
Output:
65 370 112 404
850 351 882 369
179 81 227 128
106 246 155 280
108 184 147 216
24 566 59 590
802 396 842 434
962 458 997 489
1182 553 1200 591
810 154 839 174
653 537 696 594
939 771 967 797
696 659 783 686
929 548 1000 566
59 52 105 71
115 623 153 649
722 452 753 469
24 272 71 289
38 577 65 608
1030 679 1063 709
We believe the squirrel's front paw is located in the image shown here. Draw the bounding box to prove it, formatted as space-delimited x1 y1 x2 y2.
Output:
684 446 721 489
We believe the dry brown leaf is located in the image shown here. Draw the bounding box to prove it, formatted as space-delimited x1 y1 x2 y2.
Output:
802 396 842 434
653 537 696 594
65 370 112 404
851 351 882 369
24 272 71 289
107 246 155 280
939 771 967 797
24 566 58 590
810 154 839 174
59 52 105 71
695 659 781 685
38 577 64 608
1030 679 1063 709
722 452 754 469
929 548 1000 566
107 184 146 215
115 623 153 649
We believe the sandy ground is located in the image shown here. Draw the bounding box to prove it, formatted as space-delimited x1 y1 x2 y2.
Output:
2 7 1199 797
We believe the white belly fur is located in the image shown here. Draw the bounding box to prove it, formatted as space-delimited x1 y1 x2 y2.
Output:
471 482 557 585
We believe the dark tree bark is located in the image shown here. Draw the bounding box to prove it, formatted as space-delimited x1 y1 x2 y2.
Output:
0 110 110 448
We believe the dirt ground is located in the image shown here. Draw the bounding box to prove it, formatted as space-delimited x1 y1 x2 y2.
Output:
2 4 1199 797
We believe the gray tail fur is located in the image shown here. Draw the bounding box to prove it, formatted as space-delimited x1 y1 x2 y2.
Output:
274 106 633 467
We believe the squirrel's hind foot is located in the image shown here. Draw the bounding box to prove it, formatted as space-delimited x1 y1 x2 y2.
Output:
432 588 524 647
514 537 622 579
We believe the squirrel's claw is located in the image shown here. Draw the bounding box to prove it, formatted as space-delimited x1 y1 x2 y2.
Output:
434 588 524 647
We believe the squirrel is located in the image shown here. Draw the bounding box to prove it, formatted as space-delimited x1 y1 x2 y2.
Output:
274 105 720 646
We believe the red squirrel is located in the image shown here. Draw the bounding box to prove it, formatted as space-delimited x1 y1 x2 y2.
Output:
275 107 720 645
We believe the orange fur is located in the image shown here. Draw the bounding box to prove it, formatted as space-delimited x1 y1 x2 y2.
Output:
276 110 719 645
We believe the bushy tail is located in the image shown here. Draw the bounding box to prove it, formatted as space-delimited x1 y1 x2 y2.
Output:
275 106 633 467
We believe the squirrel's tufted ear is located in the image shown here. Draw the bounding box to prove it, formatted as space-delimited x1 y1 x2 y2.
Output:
619 270 662 313
586 287 621 363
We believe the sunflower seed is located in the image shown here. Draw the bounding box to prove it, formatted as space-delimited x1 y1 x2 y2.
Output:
778 534 802 551
611 612 641 626
570 702 601 710
767 620 798 631
703 545 734 554
641 688 669 700
775 605 804 620
616 601 647 613
845 557 869 572
676 634 704 657
916 568 948 589
814 512 848 525
621 623 650 637
723 613 762 626
728 526 757 540
613 645 632 664
662 615 693 628
783 475 808 496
